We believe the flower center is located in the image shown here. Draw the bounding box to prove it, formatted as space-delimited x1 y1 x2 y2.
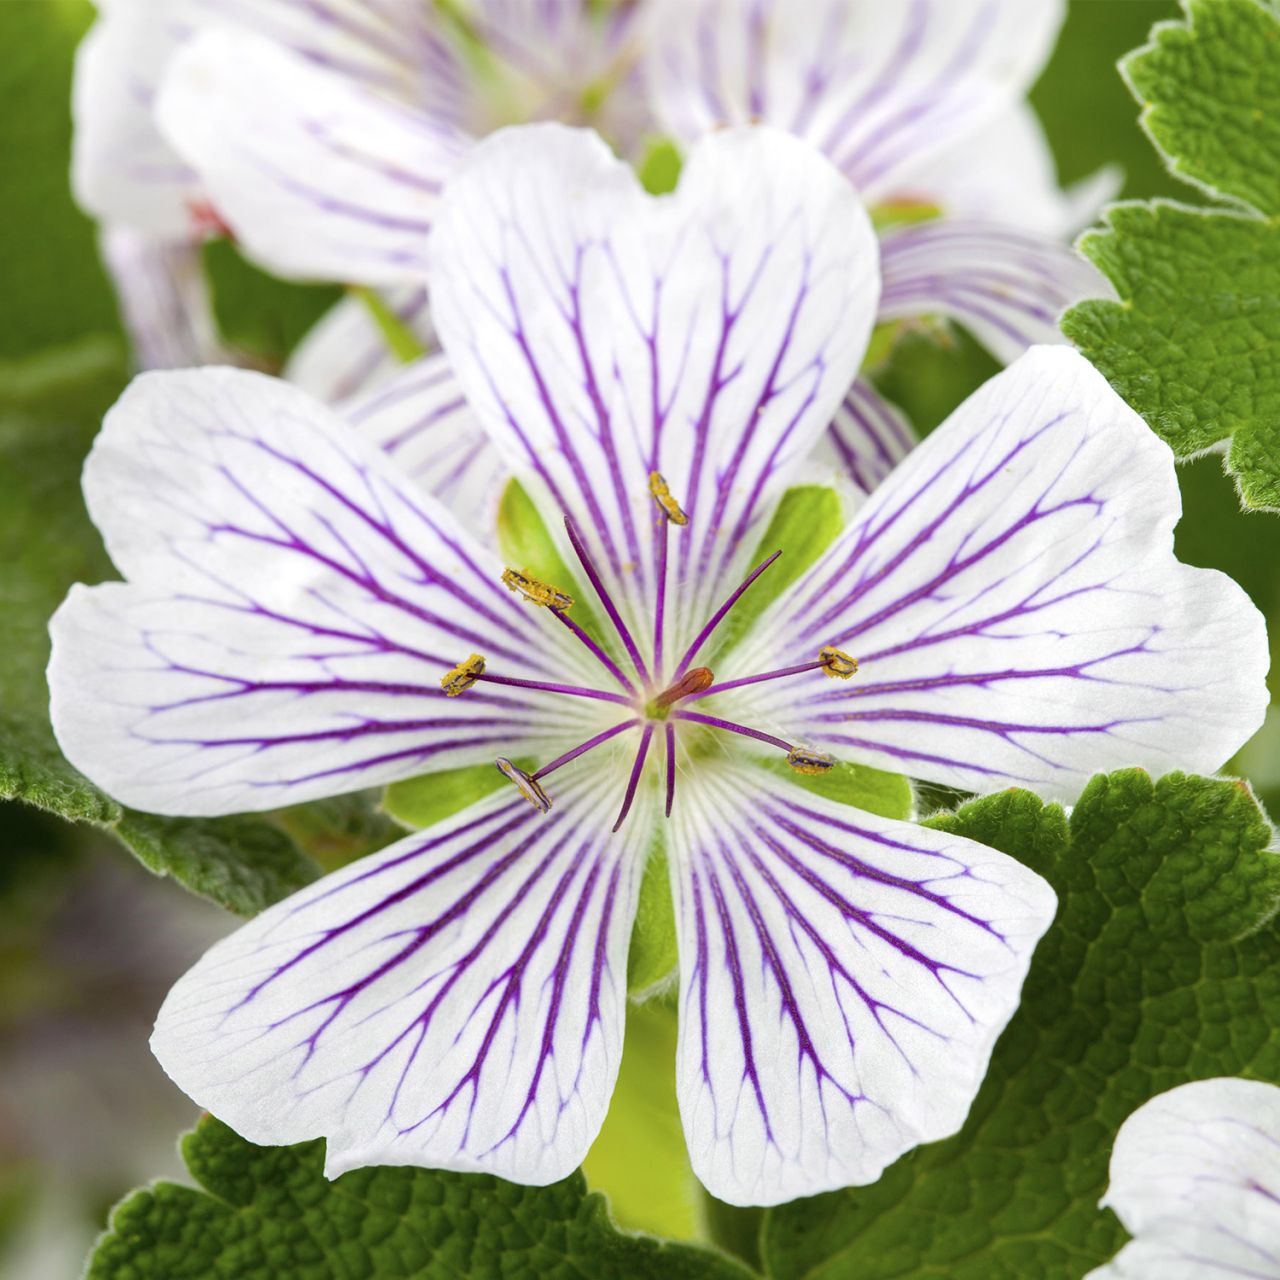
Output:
443 475 859 831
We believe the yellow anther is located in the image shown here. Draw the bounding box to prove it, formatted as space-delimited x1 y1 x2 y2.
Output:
502 567 574 611
441 653 485 697
819 646 859 679
787 747 836 776
495 757 552 813
649 471 689 526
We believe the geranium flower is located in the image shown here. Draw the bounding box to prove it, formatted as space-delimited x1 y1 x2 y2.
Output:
75 0 1105 428
1087 1078 1280 1278
48 127 1265 1205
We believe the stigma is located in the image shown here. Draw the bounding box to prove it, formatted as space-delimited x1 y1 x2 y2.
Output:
496 757 552 813
502 567 574 611
440 653 485 696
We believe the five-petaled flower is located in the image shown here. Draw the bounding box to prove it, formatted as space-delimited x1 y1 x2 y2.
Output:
49 126 1266 1206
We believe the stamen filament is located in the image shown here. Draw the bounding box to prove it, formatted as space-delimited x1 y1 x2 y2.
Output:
476 673 632 705
664 722 676 818
671 709 793 753
673 549 782 678
550 608 636 693
653 511 669 678
612 723 655 832
564 515 651 686
683 660 826 702
532 718 638 780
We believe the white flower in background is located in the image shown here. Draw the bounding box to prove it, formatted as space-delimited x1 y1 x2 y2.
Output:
75 0 1109 469
47 126 1265 1205
1087 1078 1280 1278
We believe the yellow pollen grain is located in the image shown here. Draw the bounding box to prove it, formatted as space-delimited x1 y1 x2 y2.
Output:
787 746 836 775
819 646 859 679
649 471 689 526
496 757 552 813
502 567 574 611
441 653 486 697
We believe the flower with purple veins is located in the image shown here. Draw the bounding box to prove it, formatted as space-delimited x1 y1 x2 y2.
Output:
48 125 1266 1206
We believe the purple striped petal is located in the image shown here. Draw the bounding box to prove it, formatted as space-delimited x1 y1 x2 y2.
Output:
729 346 1269 800
285 287 435 404
99 226 235 369
151 774 649 1183
669 760 1055 1206
813 378 917 496
1087 1079 1280 1279
878 217 1110 363
429 123 878 661
643 0 1064 206
48 368 598 816
157 27 469 284
344 353 508 542
893 101 1120 237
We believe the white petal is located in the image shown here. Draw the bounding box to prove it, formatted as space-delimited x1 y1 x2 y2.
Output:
812 378 917 496
430 122 878 664
48 368 595 816
72 0 203 235
99 226 233 369
891 101 1119 237
643 0 1064 205
343 353 508 542
878 218 1110 363
733 346 1269 799
157 27 468 283
285 288 434 404
152 773 650 1184
669 759 1056 1206
1086 1078 1280 1279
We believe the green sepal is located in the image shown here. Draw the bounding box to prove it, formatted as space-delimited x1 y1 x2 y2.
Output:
496 477 611 650
583 1000 702 1242
638 137 684 195
759 758 913 822
383 759 535 830
351 285 429 364
711 485 844 662
627 834 679 994
86 1113 755 1280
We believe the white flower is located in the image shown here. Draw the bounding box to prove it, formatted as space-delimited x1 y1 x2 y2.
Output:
48 126 1263 1206
1087 1078 1280 1278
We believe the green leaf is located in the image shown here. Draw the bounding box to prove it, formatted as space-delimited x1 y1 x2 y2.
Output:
0 338 319 917
758 769 1280 1279
583 1001 702 1241
1062 0 1280 511
1124 0 1280 216
88 1114 756 1280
